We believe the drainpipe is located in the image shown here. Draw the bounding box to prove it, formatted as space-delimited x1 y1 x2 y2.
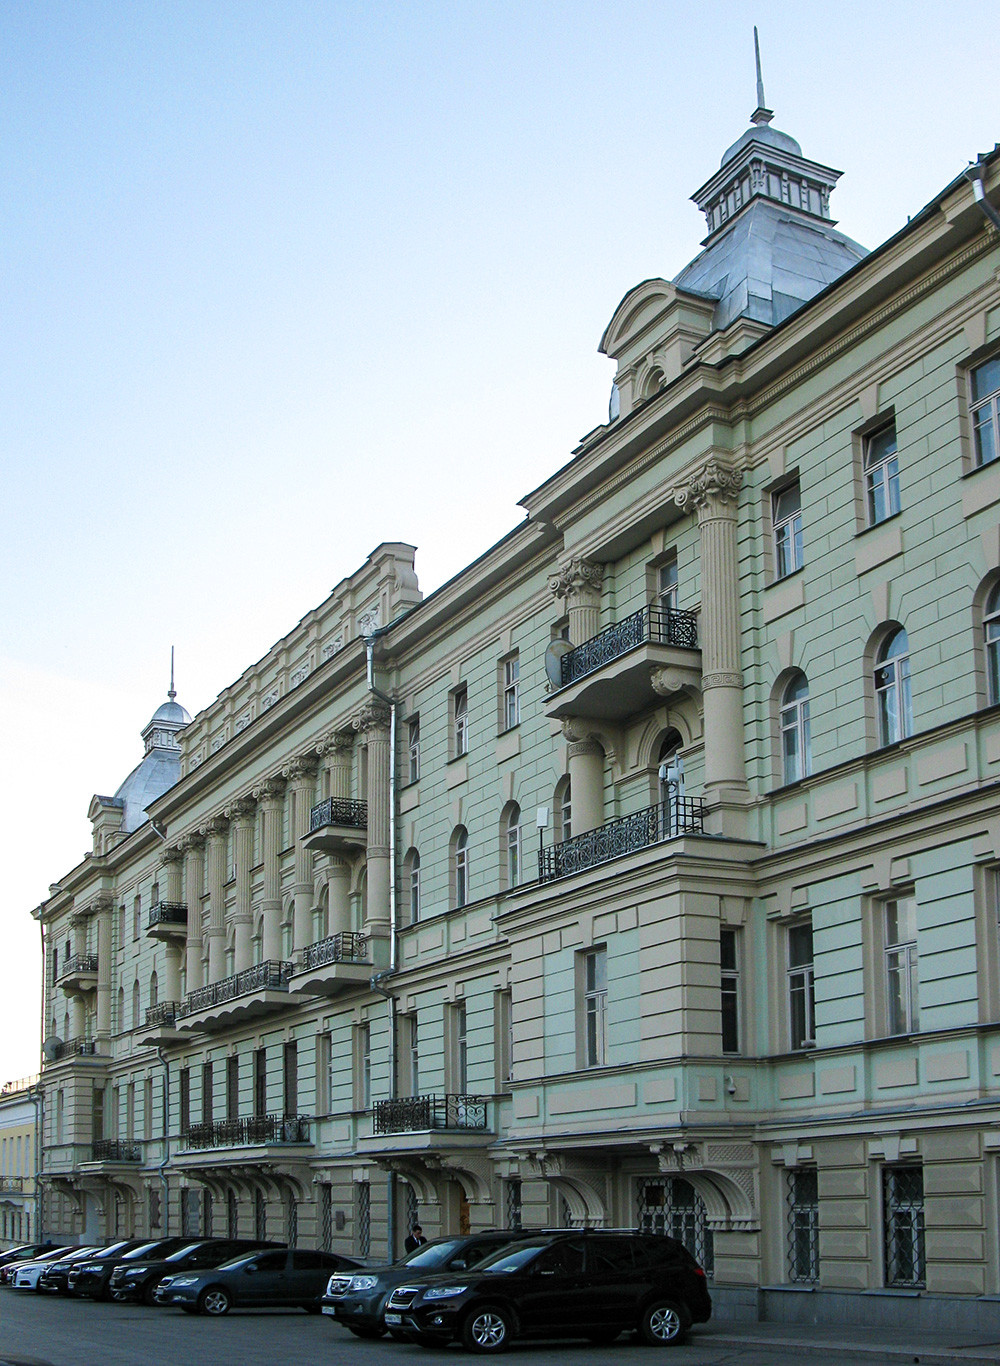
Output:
964 157 1000 234
35 911 46 1241
365 627 399 1260
154 1048 171 1235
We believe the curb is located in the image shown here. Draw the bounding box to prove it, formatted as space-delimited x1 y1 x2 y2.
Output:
699 1331 1000 1366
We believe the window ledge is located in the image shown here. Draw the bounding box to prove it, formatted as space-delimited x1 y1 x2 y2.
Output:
855 510 902 538
962 457 1000 479
765 566 804 590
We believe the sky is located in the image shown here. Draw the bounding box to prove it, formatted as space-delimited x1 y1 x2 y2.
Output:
1 0 998 1082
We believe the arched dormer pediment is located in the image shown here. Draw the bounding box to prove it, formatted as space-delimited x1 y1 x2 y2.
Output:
599 279 715 420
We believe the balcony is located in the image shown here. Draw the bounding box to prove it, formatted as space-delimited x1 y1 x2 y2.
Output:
302 797 368 855
88 1140 142 1164
57 954 99 994
545 605 701 722
174 961 295 1032
0 1176 25 1194
538 797 705 883
138 1001 184 1047
287 931 373 997
44 1037 100 1066
146 901 187 941
181 1115 311 1151
359 1093 491 1158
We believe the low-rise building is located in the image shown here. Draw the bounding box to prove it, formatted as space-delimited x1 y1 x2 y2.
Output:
0 1076 40 1248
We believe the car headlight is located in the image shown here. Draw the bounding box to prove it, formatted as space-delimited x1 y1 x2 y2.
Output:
422 1285 468 1300
80 1264 102 1272
349 1275 379 1290
125 1266 147 1275
170 1276 199 1286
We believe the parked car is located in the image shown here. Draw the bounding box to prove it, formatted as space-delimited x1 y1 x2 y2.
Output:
109 1239 284 1305
381 1229 712 1351
323 1232 532 1339
0 1246 74 1285
39 1240 144 1294
13 1246 101 1291
68 1238 192 1299
156 1248 361 1315
0 1243 59 1270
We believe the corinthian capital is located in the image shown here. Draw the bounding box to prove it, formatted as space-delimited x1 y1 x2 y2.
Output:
674 458 743 514
547 556 605 602
353 698 392 737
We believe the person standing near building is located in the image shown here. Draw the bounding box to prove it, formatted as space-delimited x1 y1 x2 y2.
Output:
404 1224 427 1253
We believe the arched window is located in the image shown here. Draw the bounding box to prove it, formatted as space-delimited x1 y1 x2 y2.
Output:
875 628 912 745
780 674 811 783
149 971 158 1010
503 804 521 890
655 732 685 833
985 583 1000 705
404 849 420 924
554 776 572 844
131 980 141 1031
452 828 469 909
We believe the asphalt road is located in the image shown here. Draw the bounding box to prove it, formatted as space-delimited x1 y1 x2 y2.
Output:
0 1288 923 1366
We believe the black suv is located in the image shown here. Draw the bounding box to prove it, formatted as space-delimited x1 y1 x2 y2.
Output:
67 1238 192 1299
382 1230 711 1350
323 1232 532 1338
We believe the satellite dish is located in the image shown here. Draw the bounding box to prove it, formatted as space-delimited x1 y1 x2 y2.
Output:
544 639 574 689
42 1036 64 1061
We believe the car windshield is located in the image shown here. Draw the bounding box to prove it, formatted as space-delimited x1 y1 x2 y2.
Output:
215 1253 258 1270
402 1240 466 1269
476 1244 549 1273
93 1242 131 1259
122 1243 163 1259
165 1243 207 1263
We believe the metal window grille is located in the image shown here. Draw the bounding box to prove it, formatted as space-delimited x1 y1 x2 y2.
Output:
148 1188 161 1231
559 1195 574 1228
405 1182 418 1233
286 1196 298 1248
254 1189 267 1242
505 1178 522 1230
786 1168 819 1282
319 1184 333 1252
202 1190 213 1238
883 1166 925 1287
227 1190 239 1239
181 1188 200 1237
636 1177 714 1277
358 1181 371 1258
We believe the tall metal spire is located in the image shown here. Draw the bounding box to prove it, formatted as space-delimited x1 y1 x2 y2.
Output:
169 645 176 701
751 25 774 126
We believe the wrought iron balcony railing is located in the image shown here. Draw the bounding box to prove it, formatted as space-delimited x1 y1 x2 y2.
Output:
372 1094 488 1135
57 954 99 980
309 797 368 833
538 797 705 883
295 931 370 974
48 1037 97 1061
147 902 187 930
91 1139 141 1163
144 1001 180 1028
559 604 698 688
182 1115 311 1150
175 961 292 1019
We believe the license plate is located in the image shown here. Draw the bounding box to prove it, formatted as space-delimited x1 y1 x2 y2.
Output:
385 1313 403 1325
321 1306 336 1316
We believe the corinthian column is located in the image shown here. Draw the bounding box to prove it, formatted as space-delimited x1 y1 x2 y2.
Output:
316 732 354 936
160 847 185 1004
94 893 113 1038
562 720 605 834
181 833 205 992
203 815 230 982
675 459 748 826
353 698 392 937
282 755 319 951
228 796 256 972
548 557 605 646
253 776 286 963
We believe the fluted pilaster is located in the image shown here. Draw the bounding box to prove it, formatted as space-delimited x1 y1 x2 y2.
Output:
253 776 286 963
203 815 230 982
181 833 206 992
354 697 392 934
227 795 256 972
282 754 319 951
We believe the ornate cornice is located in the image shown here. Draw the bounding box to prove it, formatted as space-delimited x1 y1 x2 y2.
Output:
547 556 605 601
673 457 743 513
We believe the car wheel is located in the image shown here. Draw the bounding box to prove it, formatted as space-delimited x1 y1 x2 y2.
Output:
346 1324 386 1339
638 1299 689 1346
198 1286 233 1316
461 1305 513 1353
142 1282 160 1307
586 1329 621 1344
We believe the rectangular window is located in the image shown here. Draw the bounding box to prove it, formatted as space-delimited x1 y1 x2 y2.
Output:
126 1082 135 1143
502 654 520 731
144 1077 153 1142
971 356 1000 467
864 424 900 525
408 855 420 924
283 1041 298 1117
884 897 918 1035
452 685 469 757
316 1033 331 1115
495 989 513 1091
772 481 803 578
657 558 679 612
179 1068 190 1135
201 1061 213 1126
883 1165 925 1287
581 948 607 1068
404 1014 419 1096
226 1055 239 1122
407 716 420 785
118 907 125 952
354 1023 372 1110
786 1167 819 1282
788 922 816 1050
450 1002 468 1093
720 928 740 1054
253 1048 267 1117
133 895 141 941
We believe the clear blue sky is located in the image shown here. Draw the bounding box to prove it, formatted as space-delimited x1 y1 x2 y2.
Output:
2 0 998 1079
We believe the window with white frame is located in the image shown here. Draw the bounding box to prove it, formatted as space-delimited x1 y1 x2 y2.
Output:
780 673 811 783
505 804 521 889
133 895 141 941
720 928 740 1054
787 921 815 1050
580 947 607 1068
772 481 803 578
875 628 912 746
884 896 918 1035
405 848 420 924
864 424 900 525
407 716 420 785
405 1014 419 1096
657 558 678 612
451 1001 468 1093
355 1022 371 1110
555 775 572 843
971 355 1000 467
453 686 469 757
453 827 469 908
495 989 513 1090
985 582 1000 706
502 654 520 731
